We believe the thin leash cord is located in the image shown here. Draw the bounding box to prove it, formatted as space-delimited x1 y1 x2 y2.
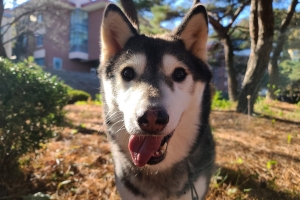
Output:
187 163 199 200
186 159 215 200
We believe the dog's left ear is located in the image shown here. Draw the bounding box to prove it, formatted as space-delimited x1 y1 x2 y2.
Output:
100 4 138 63
173 4 208 62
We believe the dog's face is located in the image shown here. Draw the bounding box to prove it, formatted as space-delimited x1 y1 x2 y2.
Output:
100 4 211 170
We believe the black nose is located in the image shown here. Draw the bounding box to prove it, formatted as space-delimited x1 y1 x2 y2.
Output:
137 107 169 133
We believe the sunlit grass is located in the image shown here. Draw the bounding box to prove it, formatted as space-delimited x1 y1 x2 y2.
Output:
255 97 300 122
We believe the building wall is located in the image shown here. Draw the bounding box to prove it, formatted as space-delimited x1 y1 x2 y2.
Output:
88 8 104 61
45 68 100 98
34 5 104 72
2 10 14 58
43 10 90 72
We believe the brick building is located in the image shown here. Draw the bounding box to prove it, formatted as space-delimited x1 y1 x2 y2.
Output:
32 0 108 72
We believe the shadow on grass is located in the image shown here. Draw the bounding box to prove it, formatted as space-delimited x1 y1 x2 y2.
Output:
269 104 300 112
213 110 300 125
219 137 300 164
253 112 300 125
60 119 106 135
0 162 31 200
216 166 300 200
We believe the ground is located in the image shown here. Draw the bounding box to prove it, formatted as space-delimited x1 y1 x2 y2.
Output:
20 101 300 200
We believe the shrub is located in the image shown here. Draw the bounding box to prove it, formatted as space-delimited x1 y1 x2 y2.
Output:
67 89 91 104
211 90 233 110
0 58 68 178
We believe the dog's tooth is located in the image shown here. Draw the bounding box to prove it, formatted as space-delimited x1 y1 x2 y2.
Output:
133 152 138 161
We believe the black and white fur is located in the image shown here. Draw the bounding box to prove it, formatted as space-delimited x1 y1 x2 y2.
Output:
99 3 215 200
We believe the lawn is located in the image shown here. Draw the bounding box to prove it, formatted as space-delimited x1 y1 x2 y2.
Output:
18 101 300 200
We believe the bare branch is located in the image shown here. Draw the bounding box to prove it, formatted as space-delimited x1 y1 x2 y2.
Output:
207 12 224 36
220 6 234 20
228 26 238 36
279 0 298 33
1 9 37 36
2 33 27 46
226 0 251 30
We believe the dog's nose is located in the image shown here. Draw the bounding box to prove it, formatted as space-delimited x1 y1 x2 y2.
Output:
137 107 169 133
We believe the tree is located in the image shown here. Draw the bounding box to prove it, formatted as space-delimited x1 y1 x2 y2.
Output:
203 0 251 101
0 0 70 58
237 0 274 114
267 0 299 100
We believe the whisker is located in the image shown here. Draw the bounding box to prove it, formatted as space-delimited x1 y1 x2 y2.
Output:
98 115 123 131
109 119 124 129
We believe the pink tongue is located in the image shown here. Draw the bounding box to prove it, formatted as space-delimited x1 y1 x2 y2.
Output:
128 135 163 167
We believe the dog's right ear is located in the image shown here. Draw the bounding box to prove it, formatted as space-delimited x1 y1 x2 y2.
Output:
173 4 208 62
100 4 138 63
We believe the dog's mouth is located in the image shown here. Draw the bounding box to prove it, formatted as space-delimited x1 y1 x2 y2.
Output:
128 133 173 167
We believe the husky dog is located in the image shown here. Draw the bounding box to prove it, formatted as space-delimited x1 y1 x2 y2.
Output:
99 3 215 200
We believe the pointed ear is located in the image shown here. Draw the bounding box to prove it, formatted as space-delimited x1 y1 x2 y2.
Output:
100 4 138 63
173 4 208 62
192 0 201 6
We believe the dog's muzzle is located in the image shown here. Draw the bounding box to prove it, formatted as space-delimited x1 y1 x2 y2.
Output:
128 107 172 167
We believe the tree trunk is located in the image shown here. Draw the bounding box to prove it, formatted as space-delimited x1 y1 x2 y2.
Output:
221 35 238 101
120 0 139 28
207 1 250 102
267 0 298 100
237 0 274 114
0 1 7 58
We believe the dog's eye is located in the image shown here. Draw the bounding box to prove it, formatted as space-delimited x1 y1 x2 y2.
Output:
172 68 187 82
121 67 135 81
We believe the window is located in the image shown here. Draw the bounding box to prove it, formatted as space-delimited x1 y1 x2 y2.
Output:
35 35 43 47
37 14 43 23
22 36 27 47
70 9 88 53
53 57 62 70
35 58 45 66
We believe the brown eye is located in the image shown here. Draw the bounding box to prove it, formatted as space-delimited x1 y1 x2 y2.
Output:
172 68 187 82
121 67 135 81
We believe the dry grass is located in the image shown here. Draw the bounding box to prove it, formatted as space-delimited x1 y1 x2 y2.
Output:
208 110 300 200
20 105 120 200
17 102 300 200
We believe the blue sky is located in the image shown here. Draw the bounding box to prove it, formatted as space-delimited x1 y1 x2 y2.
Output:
5 0 27 8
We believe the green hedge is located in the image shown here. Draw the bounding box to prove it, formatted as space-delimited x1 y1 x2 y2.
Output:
67 89 91 104
0 58 68 174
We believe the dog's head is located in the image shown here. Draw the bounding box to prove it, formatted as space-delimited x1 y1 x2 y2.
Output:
100 3 211 169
